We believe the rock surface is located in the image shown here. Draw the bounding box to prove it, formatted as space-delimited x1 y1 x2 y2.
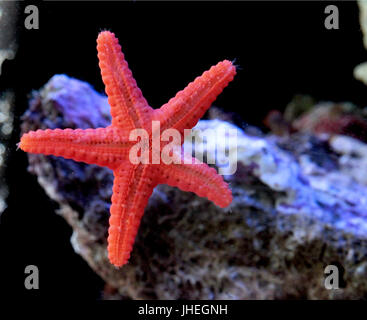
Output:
21 75 367 299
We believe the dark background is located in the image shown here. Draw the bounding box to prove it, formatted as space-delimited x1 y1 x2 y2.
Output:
0 1 366 300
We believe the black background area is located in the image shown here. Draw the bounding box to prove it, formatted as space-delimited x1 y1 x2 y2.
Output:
0 1 366 300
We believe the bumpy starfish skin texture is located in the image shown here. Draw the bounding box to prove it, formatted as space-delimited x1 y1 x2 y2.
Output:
20 31 236 267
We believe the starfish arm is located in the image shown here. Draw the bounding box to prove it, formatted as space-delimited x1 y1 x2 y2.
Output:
97 31 153 130
108 164 157 267
158 156 232 208
19 127 131 170
155 60 236 135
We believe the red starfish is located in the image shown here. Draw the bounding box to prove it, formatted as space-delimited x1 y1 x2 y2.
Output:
20 31 236 267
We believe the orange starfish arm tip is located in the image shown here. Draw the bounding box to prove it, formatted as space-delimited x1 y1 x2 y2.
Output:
156 59 236 134
97 31 153 130
19 127 131 169
108 165 157 267
159 159 232 208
